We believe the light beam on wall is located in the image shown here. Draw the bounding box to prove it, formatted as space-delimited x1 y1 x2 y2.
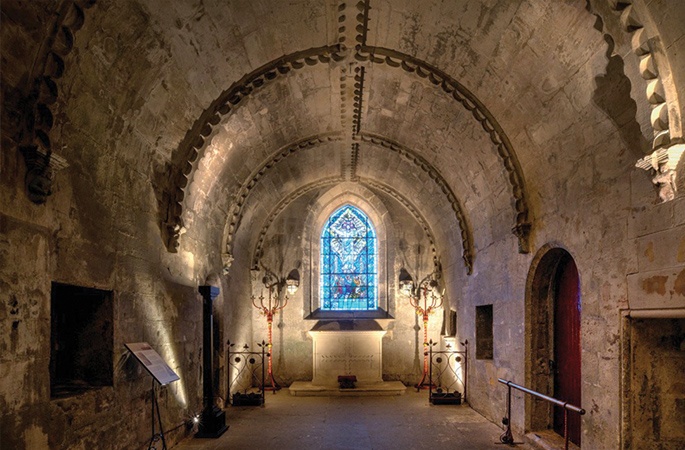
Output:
141 298 188 409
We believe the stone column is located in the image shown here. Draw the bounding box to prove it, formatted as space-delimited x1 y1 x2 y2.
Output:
196 285 228 438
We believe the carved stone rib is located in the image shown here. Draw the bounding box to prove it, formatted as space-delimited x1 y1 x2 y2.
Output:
163 45 346 251
361 179 442 272
250 177 345 268
223 133 345 258
16 1 94 204
357 132 474 273
356 45 532 253
250 177 441 273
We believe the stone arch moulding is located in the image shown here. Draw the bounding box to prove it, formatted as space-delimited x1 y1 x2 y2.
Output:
355 45 532 254
163 46 532 255
357 131 473 271
591 1 685 201
160 45 347 252
14 0 96 204
247 179 444 275
221 132 345 266
220 133 473 274
360 178 455 273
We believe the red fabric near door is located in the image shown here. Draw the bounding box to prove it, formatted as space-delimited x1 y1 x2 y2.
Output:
553 257 581 446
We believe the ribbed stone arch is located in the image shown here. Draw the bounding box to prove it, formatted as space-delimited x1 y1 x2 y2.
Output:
590 0 685 203
220 132 473 272
249 178 443 274
355 45 532 252
14 0 96 204
160 45 346 251
163 46 532 255
221 132 345 259
249 177 343 269
596 0 681 148
361 178 472 274
357 131 473 270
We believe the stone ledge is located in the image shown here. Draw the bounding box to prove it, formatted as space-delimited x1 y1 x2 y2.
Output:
524 430 579 450
288 381 407 396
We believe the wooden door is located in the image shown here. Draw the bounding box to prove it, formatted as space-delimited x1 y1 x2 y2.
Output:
553 256 581 446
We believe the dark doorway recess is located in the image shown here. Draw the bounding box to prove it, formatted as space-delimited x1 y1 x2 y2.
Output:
526 247 582 447
50 282 113 398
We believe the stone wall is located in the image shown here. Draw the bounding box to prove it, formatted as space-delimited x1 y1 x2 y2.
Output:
1 1 684 450
0 145 208 450
625 318 685 449
0 2 213 448
251 185 441 386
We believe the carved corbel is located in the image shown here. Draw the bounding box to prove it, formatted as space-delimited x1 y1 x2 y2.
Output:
512 221 532 254
635 144 685 202
19 145 69 204
163 219 186 252
221 252 234 275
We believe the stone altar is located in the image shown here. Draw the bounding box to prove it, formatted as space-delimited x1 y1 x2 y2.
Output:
308 320 386 386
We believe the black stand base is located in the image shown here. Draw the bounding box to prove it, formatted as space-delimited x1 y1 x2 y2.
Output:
195 406 228 438
430 391 462 405
148 379 167 450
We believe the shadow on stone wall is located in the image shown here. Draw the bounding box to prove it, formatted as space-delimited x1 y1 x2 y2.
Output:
593 33 650 158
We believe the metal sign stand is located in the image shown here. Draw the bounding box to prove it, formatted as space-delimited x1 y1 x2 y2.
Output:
124 343 180 450
148 378 167 450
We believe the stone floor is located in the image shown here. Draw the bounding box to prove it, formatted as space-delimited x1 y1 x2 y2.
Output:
174 389 532 449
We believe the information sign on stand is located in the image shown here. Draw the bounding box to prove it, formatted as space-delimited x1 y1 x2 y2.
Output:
125 343 180 450
125 342 180 385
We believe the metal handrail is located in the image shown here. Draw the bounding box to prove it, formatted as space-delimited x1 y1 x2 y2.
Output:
497 378 585 450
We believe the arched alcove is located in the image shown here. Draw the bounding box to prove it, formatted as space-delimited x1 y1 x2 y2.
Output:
525 245 582 445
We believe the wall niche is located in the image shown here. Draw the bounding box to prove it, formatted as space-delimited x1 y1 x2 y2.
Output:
476 304 493 360
50 282 114 398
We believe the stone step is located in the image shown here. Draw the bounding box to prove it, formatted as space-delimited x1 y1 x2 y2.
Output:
288 381 407 396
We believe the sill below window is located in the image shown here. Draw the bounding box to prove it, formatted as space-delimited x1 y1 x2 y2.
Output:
305 308 394 321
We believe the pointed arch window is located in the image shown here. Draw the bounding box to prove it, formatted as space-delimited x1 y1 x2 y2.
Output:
320 205 377 310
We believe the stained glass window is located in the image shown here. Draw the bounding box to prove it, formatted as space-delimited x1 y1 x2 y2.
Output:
320 205 377 310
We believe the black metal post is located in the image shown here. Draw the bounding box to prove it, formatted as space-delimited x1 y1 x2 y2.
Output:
150 379 154 447
500 384 514 445
564 408 570 450
462 340 468 403
148 378 167 450
196 285 228 438
224 342 230 409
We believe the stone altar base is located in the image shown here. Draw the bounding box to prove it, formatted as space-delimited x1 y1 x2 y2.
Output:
288 381 406 396
291 320 406 396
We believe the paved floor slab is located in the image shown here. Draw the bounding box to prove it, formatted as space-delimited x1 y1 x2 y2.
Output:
175 389 532 449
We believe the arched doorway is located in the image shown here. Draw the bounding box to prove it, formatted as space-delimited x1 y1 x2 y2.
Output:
527 246 582 446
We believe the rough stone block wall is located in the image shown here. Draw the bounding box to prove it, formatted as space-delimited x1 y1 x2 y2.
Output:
2 1 685 449
0 3 217 448
627 318 685 449
247 185 442 386
0 178 209 449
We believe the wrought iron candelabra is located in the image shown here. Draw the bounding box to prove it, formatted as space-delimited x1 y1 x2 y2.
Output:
399 269 444 390
251 267 299 391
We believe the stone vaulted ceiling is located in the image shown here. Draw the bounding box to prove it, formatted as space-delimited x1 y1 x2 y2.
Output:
160 0 540 275
4 0 683 276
